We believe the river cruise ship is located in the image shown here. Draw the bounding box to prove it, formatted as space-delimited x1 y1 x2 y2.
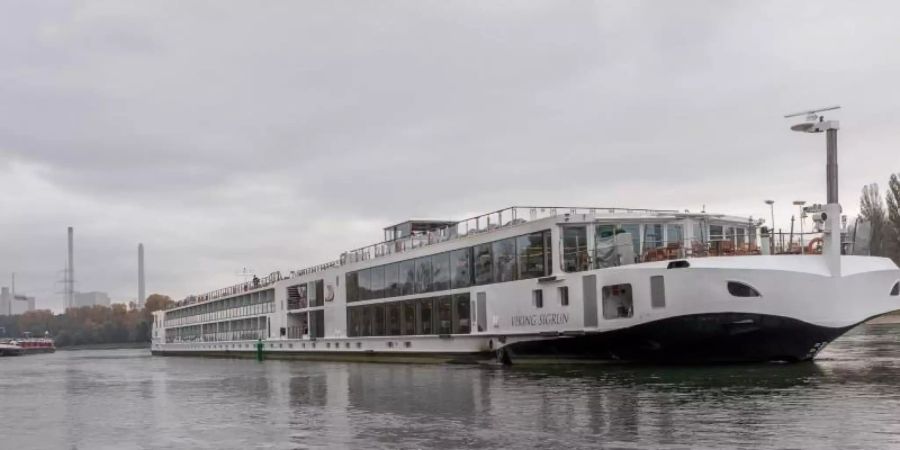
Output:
152 203 900 364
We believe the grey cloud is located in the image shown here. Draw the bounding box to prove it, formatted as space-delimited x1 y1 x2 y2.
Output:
2 1 899 311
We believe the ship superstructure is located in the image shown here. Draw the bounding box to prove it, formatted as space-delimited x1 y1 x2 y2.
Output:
151 205 900 363
152 110 900 364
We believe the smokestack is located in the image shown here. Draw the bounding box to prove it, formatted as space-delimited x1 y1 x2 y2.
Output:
138 243 145 309
67 226 74 309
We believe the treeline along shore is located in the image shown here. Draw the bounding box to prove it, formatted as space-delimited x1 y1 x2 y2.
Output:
0 294 173 348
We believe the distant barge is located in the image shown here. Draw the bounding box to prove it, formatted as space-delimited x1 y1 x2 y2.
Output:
0 338 56 356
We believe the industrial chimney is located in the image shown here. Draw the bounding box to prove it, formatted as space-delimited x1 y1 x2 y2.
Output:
67 226 75 309
138 243 145 309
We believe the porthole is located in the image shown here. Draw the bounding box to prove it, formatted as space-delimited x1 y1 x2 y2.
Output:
891 281 899 296
404 341 411 348
728 281 761 297
356 342 362 349
345 342 351 349
387 341 394 348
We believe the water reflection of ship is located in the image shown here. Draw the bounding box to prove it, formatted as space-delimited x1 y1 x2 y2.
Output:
323 362 827 447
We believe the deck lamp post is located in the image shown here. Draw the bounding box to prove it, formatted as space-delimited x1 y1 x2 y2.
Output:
765 200 775 253
793 200 806 254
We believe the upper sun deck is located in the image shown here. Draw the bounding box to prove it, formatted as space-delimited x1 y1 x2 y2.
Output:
170 205 756 309
336 206 752 266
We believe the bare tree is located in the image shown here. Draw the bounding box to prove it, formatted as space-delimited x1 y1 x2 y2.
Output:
860 183 887 256
885 174 900 264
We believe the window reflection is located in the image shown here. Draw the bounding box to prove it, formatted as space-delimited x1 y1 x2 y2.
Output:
562 226 589 272
517 232 550 279
358 269 371 301
420 299 434 334
415 257 433 293
400 260 415 296
436 296 452 334
344 229 552 301
643 224 663 251
453 294 471 334
474 243 493 285
347 294 473 337
450 248 472 289
432 252 451 291
385 263 400 298
369 266 385 300
492 238 517 283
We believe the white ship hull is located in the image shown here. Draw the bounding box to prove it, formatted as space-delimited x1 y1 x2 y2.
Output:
152 250 900 364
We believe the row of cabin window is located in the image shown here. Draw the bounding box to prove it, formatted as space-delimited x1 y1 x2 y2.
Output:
165 291 275 320
347 293 472 337
345 230 551 302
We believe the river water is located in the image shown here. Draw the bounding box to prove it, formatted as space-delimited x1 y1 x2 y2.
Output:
2 324 900 450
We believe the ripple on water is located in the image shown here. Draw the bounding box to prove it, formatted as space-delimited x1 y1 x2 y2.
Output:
1 324 899 449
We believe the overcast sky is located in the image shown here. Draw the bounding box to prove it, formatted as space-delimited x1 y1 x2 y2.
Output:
2 1 899 311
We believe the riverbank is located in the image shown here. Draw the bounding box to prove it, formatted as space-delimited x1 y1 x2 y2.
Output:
58 342 150 351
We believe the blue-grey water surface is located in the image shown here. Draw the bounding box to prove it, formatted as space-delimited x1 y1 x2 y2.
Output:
2 324 900 450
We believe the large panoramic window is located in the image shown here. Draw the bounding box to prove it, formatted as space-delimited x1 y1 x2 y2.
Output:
736 228 747 246
311 310 325 338
348 307 361 337
308 280 324 307
415 256 433 293
517 231 549 279
372 303 385 336
402 301 417 335
386 302 402 336
385 263 400 298
666 224 684 246
453 293 471 334
361 306 372 336
493 238 517 283
297 284 308 308
474 243 493 285
620 224 641 260
342 229 553 304
450 247 472 289
643 224 663 251
709 225 724 241
420 299 434 334
562 226 589 272
346 272 358 302
400 260 415 296
346 294 474 338
358 269 371 301
432 252 451 292
369 266 385 300
593 225 619 269
436 296 452 335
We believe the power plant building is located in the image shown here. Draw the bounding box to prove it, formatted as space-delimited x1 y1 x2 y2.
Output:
73 291 111 308
0 287 37 316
